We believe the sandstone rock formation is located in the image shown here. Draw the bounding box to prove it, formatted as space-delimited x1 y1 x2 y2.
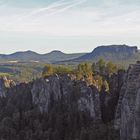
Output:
31 74 101 120
0 76 15 97
114 61 140 140
1 62 140 140
0 74 104 140
100 70 125 123
75 45 138 62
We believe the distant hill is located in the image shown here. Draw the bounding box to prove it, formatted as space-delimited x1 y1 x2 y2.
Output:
1 51 41 61
57 45 140 67
42 50 85 62
0 45 140 67
75 45 138 61
0 50 85 63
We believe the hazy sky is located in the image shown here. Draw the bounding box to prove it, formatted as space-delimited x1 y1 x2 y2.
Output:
0 0 140 54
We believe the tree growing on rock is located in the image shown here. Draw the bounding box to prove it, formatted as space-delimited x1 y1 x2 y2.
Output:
42 64 54 77
76 63 93 85
54 65 73 75
106 61 117 76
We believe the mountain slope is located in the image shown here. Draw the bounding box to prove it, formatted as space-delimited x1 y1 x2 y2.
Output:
0 50 85 63
76 45 138 62
42 50 85 62
3 50 42 61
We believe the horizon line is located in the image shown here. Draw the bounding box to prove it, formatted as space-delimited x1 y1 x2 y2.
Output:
0 44 138 55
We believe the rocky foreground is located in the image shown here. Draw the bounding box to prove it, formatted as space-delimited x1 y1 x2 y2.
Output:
0 62 140 140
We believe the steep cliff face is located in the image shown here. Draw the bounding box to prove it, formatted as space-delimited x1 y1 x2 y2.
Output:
0 74 105 140
99 70 125 123
2 65 140 140
114 61 140 140
31 75 101 120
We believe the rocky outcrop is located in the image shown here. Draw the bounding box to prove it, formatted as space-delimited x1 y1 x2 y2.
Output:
0 74 104 140
31 74 101 120
92 45 138 56
114 61 140 140
75 45 138 62
3 66 140 140
99 70 125 123
0 76 15 97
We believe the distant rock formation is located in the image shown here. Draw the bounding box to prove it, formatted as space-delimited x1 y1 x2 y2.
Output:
92 45 137 56
74 44 138 62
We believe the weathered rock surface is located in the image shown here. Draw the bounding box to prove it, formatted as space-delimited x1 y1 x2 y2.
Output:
100 70 125 123
0 76 15 97
114 61 140 140
2 64 140 140
0 74 105 140
31 74 101 120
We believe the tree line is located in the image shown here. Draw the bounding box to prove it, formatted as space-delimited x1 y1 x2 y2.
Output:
42 59 124 92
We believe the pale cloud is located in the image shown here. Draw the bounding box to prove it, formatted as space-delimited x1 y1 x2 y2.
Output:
0 0 87 31
17 0 84 19
2 3 139 37
0 0 140 53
